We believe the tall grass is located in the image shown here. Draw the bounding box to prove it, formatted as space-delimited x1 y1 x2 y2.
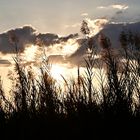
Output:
0 31 140 139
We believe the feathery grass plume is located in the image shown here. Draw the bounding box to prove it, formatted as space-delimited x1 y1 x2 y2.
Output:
81 20 90 38
0 24 140 139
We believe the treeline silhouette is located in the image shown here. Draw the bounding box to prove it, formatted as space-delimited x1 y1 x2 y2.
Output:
0 30 140 139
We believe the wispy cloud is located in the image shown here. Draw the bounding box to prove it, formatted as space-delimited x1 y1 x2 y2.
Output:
97 4 129 10
111 4 129 10
97 6 107 9
64 23 81 29
81 13 88 17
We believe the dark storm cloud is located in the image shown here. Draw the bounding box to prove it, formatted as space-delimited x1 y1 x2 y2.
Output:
36 33 78 46
36 33 59 46
59 33 79 42
0 26 36 54
0 26 79 54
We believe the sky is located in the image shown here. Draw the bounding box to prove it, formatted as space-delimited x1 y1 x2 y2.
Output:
0 0 140 35
0 0 140 92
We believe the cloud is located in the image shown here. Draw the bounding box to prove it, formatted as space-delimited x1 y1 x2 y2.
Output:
0 26 36 54
45 38 79 57
0 59 11 66
81 13 88 17
111 4 129 10
36 33 59 46
116 10 123 15
36 33 78 47
0 26 79 54
97 4 129 10
59 33 78 42
48 55 66 64
97 6 107 9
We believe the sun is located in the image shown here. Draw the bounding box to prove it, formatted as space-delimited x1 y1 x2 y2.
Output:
50 64 66 81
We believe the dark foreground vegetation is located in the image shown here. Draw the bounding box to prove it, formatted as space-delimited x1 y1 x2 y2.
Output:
0 30 140 139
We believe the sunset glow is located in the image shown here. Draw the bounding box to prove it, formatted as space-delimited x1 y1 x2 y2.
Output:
50 64 83 82
0 0 140 138
23 45 38 61
50 64 66 81
46 39 79 56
